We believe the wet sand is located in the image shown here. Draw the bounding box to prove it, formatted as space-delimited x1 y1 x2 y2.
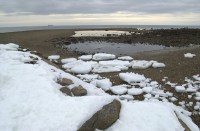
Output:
0 28 200 126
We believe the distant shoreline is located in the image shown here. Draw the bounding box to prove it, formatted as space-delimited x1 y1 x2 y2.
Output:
1 25 200 33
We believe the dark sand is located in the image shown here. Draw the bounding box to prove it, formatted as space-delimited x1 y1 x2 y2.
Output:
0 28 200 126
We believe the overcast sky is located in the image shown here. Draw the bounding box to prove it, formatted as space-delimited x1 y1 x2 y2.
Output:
0 0 200 27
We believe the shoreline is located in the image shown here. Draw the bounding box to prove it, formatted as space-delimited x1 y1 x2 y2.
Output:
0 28 200 125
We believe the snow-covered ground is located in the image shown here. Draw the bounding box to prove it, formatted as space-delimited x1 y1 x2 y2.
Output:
72 30 131 37
0 43 199 131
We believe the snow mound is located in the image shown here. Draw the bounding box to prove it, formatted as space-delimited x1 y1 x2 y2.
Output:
61 58 77 64
119 72 146 84
93 53 116 61
0 44 114 131
110 85 128 95
118 56 133 61
142 87 153 93
107 101 194 131
72 30 131 37
48 55 60 61
131 60 153 69
78 55 92 61
0 43 19 51
71 63 92 74
184 53 196 58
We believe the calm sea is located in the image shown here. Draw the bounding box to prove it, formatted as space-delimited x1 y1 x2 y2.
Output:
0 25 200 33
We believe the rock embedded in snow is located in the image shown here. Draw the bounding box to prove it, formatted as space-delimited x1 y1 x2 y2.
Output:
71 85 87 96
128 88 143 95
118 56 133 61
93 53 116 61
60 87 72 96
79 99 121 130
119 72 146 84
184 53 196 58
175 86 186 93
71 63 92 74
78 55 93 61
48 55 60 61
152 62 166 68
96 79 112 91
59 78 73 86
61 58 77 64
110 85 128 95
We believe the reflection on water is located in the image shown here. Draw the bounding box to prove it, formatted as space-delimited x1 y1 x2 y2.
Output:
64 41 168 55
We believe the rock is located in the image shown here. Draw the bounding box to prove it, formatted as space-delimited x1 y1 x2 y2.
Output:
71 85 87 96
78 99 121 131
60 87 72 96
59 78 73 86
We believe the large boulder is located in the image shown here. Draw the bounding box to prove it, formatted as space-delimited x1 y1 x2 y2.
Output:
60 87 72 96
71 85 87 96
78 99 121 131
59 78 73 86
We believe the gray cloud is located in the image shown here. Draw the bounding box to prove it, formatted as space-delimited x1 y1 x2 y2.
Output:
0 0 200 15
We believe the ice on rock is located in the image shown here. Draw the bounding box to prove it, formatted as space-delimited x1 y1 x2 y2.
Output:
175 86 186 93
128 88 143 95
110 85 128 95
78 55 92 61
71 63 92 74
48 55 60 61
142 87 153 93
96 79 112 91
152 62 166 68
93 53 116 61
184 53 196 58
61 58 77 64
118 56 133 61
131 60 152 69
119 72 146 84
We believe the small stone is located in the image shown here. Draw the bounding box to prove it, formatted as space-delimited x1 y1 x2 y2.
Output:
60 87 72 96
71 85 87 96
59 78 73 86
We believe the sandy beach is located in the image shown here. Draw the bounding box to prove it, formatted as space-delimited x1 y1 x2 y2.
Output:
0 28 200 126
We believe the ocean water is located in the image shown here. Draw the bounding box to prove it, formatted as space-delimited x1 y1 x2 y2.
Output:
0 25 200 33
64 41 168 55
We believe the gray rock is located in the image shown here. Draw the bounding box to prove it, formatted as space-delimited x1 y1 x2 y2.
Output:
78 99 121 131
59 78 73 86
60 87 72 96
71 85 87 96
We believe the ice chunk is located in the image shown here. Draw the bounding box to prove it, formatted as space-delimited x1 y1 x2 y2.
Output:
142 87 153 93
92 65 121 73
175 86 186 93
96 79 112 91
184 53 196 58
48 55 60 61
61 58 77 64
78 55 92 61
93 53 116 61
70 63 92 74
99 60 131 67
128 88 143 95
152 62 166 68
131 60 152 69
110 85 128 95
118 56 133 61
119 72 146 84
